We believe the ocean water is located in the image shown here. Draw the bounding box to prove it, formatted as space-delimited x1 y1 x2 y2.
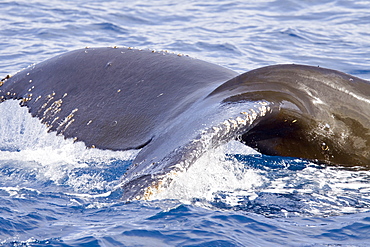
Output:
1 0 370 246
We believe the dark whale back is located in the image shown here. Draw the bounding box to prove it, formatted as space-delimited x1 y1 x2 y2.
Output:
0 47 237 150
2 47 370 201
210 65 370 166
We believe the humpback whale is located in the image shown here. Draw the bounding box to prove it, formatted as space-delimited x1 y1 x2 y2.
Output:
1 47 370 201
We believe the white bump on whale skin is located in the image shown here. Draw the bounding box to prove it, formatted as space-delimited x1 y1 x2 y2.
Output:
50 116 60 126
34 95 42 102
235 117 247 125
56 108 78 134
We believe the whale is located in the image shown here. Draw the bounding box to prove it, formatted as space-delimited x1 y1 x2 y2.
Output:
1 47 370 201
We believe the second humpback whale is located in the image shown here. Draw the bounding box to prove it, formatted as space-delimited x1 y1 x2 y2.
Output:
1 47 370 201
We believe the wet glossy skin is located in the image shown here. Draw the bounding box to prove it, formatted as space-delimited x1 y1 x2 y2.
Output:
0 47 237 150
211 64 370 166
2 47 370 200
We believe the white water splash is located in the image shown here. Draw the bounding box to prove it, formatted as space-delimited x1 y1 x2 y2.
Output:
2 100 370 217
0 100 138 192
150 138 370 216
0 100 138 160
150 141 263 205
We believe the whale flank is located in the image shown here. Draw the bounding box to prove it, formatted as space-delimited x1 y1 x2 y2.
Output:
1 47 370 201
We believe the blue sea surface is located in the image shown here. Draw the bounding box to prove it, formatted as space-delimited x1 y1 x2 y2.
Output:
1 0 370 246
